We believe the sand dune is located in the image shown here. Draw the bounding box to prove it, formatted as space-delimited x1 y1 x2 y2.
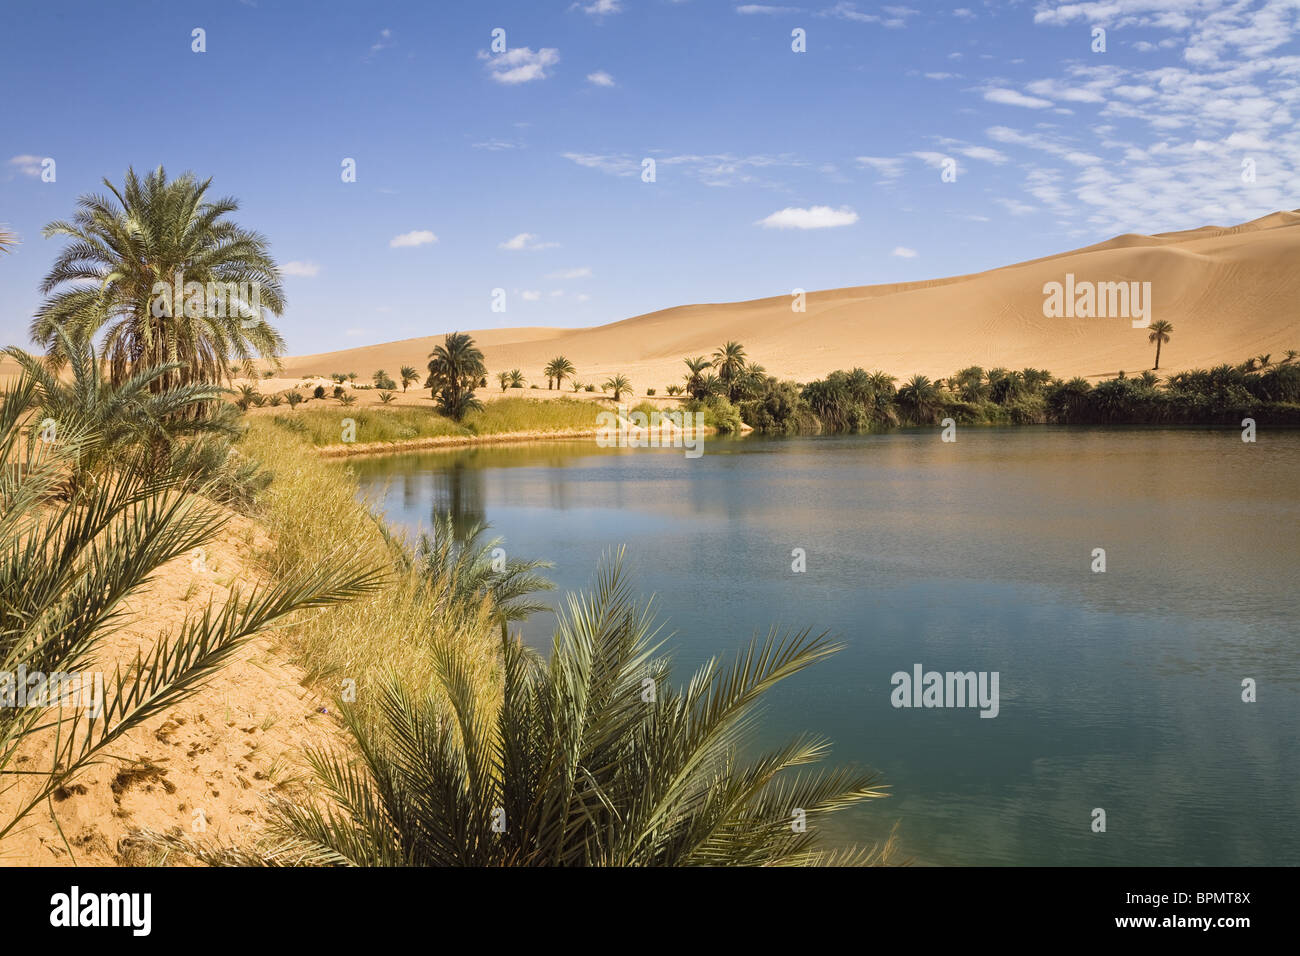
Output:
279 210 1300 391
6 212 1298 392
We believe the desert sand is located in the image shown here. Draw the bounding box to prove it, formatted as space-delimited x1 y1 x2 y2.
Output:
273 210 1300 394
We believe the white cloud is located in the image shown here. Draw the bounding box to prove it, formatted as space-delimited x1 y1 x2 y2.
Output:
736 4 802 13
577 293 591 302
984 88 1054 109
480 47 560 85
891 246 918 258
280 261 321 277
520 290 542 301
960 145 1009 164
7 155 43 177
368 28 393 55
389 230 437 248
995 198 1036 216
577 0 622 16
546 266 592 279
756 205 859 229
499 232 559 251
855 155 905 181
586 70 616 87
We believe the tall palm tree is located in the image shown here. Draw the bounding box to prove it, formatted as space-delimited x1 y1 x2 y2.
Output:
427 332 486 420
399 365 419 392
683 356 711 400
0 367 381 843
32 166 286 392
713 341 748 401
896 374 940 424
186 558 893 866
1148 320 1173 370
603 373 631 402
497 371 511 392
544 356 575 391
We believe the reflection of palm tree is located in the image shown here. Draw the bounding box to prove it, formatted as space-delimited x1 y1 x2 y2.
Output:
433 463 487 541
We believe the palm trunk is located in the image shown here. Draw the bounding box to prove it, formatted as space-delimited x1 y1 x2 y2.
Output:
1154 340 1162 370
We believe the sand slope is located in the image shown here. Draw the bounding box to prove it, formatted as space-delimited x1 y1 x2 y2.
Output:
279 210 1300 390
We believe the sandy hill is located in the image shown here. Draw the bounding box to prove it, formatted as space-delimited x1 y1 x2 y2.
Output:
5 211 1298 391
279 210 1300 390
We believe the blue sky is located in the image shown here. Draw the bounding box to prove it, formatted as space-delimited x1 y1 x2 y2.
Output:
1 0 1297 354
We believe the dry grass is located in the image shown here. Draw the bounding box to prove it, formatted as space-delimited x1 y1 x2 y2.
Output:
236 418 502 721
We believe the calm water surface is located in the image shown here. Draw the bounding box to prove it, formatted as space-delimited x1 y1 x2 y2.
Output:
354 428 1300 866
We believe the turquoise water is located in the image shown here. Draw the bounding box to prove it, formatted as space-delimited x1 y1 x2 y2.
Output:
352 428 1300 866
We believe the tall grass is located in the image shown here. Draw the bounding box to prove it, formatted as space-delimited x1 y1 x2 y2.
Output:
236 419 501 716
269 397 606 447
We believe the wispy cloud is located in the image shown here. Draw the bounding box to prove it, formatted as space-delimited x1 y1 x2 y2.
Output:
736 4 802 14
575 0 622 16
7 155 43 177
546 266 592 279
891 246 918 258
756 205 858 229
480 47 560 85
983 88 1054 109
368 28 393 56
855 155 905 181
586 70 616 87
499 233 559 251
389 230 437 248
280 261 321 277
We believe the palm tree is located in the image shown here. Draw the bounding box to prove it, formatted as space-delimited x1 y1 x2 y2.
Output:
544 356 575 391
603 374 631 402
427 332 486 420
398 366 418 392
497 371 511 392
713 341 748 401
192 558 892 866
415 514 554 630
0 366 381 843
1148 320 1173 370
1255 353 1273 370
3 327 235 479
32 166 287 392
0 224 17 255
896 374 940 424
683 356 711 400
507 369 526 389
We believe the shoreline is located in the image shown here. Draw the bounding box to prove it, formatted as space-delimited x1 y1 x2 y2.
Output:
316 423 726 458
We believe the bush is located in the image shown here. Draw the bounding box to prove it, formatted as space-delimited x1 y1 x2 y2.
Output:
646 388 656 396
313 385 326 399
585 384 596 392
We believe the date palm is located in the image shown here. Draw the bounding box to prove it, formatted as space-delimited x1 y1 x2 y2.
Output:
497 371 510 392
603 373 631 402
399 366 419 392
544 356 575 391
713 341 748 401
0 366 381 843
3 326 235 480
1148 320 1173 370
32 166 287 392
507 369 526 389
191 557 893 866
896 373 940 424
683 356 711 400
0 224 16 255
427 332 485 420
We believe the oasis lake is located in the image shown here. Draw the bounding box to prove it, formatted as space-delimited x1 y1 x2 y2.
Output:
353 427 1299 866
